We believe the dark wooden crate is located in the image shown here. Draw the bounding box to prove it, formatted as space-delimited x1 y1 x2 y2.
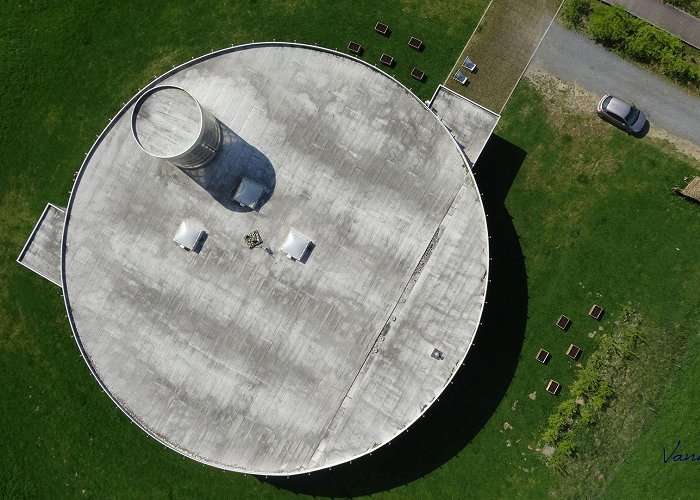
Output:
408 37 423 50
546 380 561 395
566 344 582 360
556 315 571 331
589 304 604 320
347 42 362 55
410 68 425 82
375 22 389 35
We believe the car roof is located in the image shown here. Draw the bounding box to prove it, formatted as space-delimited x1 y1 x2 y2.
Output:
604 96 632 118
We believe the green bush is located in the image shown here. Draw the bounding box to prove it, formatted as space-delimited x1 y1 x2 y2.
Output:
563 0 590 28
544 399 579 444
579 407 595 426
557 439 576 457
588 5 640 48
662 51 700 84
571 367 601 397
627 24 681 63
584 2 700 88
590 380 613 411
541 308 647 467
547 438 577 472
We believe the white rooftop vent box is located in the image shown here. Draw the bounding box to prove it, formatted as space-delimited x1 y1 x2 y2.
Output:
232 178 265 209
281 231 312 261
174 221 204 251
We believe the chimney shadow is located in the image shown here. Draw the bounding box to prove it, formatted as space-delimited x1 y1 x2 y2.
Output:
181 123 276 212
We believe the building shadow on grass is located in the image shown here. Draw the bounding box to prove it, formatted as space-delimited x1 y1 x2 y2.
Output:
262 134 528 497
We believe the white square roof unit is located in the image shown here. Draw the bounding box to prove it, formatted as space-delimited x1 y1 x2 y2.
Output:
174 221 204 251
280 231 312 260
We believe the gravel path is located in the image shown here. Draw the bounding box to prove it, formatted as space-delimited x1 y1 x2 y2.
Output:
527 21 700 146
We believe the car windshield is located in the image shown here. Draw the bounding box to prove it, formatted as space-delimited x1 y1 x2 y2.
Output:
624 106 640 125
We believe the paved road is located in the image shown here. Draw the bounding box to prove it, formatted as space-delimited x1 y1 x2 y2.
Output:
528 21 700 146
605 0 700 49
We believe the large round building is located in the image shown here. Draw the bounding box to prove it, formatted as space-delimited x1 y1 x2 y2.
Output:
59 43 489 475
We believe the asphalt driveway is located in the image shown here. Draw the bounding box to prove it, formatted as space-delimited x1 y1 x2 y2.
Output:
527 21 700 146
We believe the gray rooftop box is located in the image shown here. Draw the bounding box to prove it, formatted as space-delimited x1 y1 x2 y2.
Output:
232 178 265 209
174 222 204 251
280 231 311 260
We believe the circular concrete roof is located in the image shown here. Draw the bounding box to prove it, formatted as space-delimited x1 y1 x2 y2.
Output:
62 43 489 475
132 85 203 158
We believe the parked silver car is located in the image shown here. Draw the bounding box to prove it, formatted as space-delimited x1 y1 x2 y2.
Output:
597 94 647 135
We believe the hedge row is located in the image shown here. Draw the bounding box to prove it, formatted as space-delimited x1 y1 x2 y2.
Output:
563 0 700 87
541 307 643 471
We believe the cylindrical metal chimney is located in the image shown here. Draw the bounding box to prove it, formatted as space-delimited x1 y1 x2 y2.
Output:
131 85 221 169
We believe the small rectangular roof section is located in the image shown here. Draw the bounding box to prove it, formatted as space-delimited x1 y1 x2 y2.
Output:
281 231 311 260
427 85 500 167
17 203 65 286
174 222 204 251
233 177 265 209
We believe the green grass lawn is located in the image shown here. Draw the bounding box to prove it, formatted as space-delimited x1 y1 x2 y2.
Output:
3 1 700 498
458 80 700 498
0 1 488 498
444 0 563 112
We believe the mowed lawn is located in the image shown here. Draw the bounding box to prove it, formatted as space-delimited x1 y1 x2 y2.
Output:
0 1 488 498
3 1 700 499
474 81 700 498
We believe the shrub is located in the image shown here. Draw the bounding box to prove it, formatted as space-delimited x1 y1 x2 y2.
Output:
662 51 700 84
588 5 639 48
571 367 601 397
627 24 681 63
579 407 595 426
584 3 700 88
548 438 577 471
557 438 576 457
563 0 591 28
590 380 613 411
544 399 580 444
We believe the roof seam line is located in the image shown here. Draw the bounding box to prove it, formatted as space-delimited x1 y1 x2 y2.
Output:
304 185 463 468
